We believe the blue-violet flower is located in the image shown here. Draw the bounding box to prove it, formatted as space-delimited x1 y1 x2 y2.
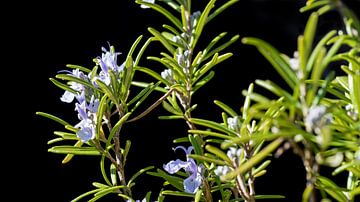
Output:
163 146 202 193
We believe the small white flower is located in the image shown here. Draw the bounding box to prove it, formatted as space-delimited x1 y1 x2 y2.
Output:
227 116 241 132
227 147 242 160
305 105 332 133
289 51 299 71
140 0 155 9
345 104 358 121
289 51 303 79
214 165 231 176
161 69 174 85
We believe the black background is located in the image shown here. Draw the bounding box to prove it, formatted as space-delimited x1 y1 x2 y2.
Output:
13 0 360 201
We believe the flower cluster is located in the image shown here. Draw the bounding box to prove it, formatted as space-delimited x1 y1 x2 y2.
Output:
95 46 124 86
305 105 332 134
214 147 242 177
59 45 122 142
163 146 203 193
227 116 241 132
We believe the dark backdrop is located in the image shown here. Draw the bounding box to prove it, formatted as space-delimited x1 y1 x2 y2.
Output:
15 0 360 201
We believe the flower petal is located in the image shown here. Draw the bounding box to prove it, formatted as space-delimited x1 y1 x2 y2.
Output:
77 125 95 142
183 173 202 193
174 146 194 155
60 91 75 103
163 159 190 174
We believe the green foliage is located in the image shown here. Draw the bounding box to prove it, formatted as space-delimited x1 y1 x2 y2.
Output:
39 0 360 201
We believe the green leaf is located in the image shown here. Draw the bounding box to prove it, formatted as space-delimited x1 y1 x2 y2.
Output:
47 137 67 145
127 35 143 62
162 24 180 36
315 36 344 80
56 74 98 92
189 134 203 155
300 0 330 13
105 112 132 150
71 189 101 202
194 189 203 202
136 0 183 30
303 12 318 61
193 71 215 92
317 4 336 15
91 185 127 201
221 132 285 149
230 195 285 201
214 100 237 117
241 89 270 104
131 81 167 93
255 80 295 103
207 0 239 23
201 32 227 62
160 52 187 78
92 182 108 189
203 34 239 61
96 95 108 140
252 160 271 177
128 82 155 107
122 56 135 101
100 154 112 186
148 27 176 54
36 112 71 126
110 163 117 185
188 129 232 140
316 176 348 202
66 64 92 73
135 66 171 87
123 140 131 165
163 100 183 115
190 118 238 136
192 0 216 48
188 154 227 166
312 71 335 106
96 79 118 105
350 186 360 198
147 169 184 191
49 78 77 94
48 145 101 155
243 83 254 119
173 137 190 143
128 166 155 186
205 145 232 165
159 115 184 120
242 37 297 88
161 190 194 197
193 53 233 84
61 140 83 164
306 30 337 73
135 37 153 66
53 131 77 139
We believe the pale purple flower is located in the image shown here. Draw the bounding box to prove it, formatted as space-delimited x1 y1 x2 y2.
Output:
77 123 95 142
74 92 99 142
60 69 88 103
95 45 124 85
60 91 75 103
163 146 202 193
